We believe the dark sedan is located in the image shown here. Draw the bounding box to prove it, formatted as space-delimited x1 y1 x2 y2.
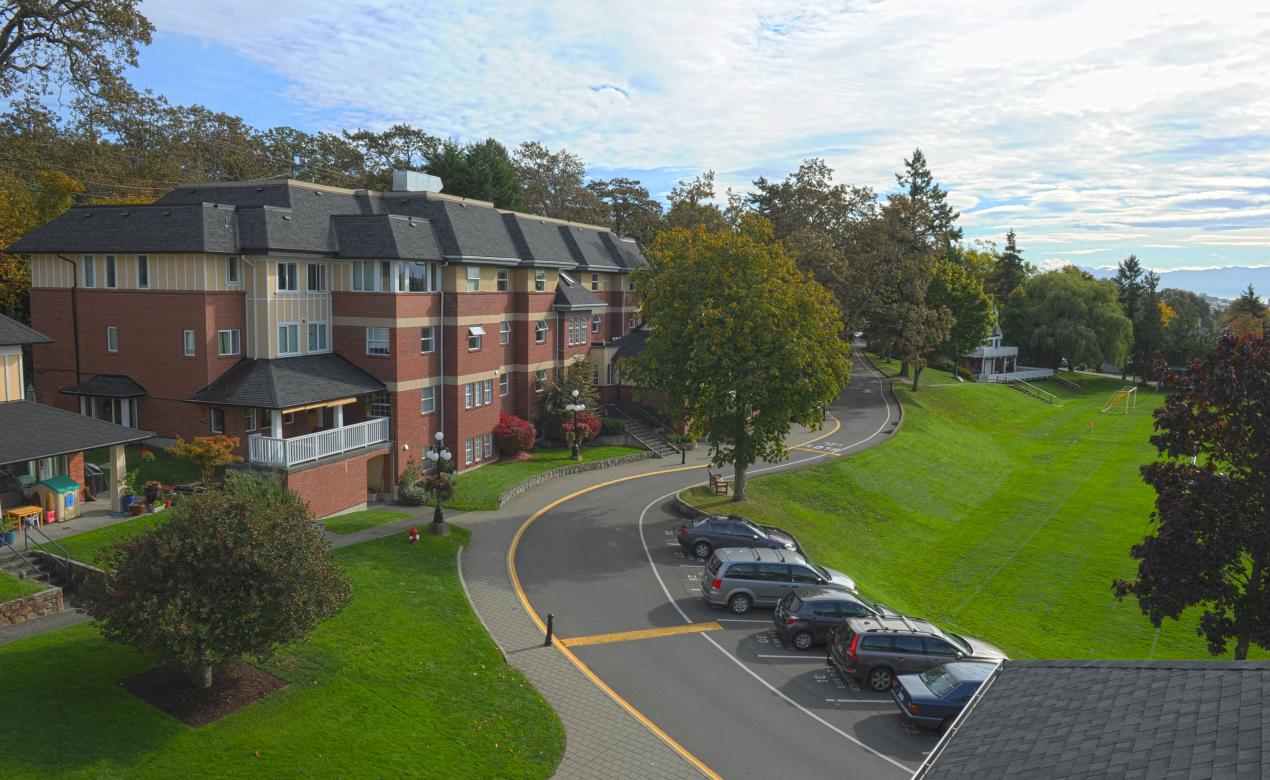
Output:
891 661 998 730
677 514 800 559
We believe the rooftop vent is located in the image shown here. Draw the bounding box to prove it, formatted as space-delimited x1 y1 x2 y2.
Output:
391 170 443 193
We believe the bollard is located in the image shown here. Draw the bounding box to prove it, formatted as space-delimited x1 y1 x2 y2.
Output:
680 447 686 465
544 613 554 646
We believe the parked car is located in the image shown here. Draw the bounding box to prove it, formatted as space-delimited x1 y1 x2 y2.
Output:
773 589 896 650
700 547 857 614
891 661 998 730
677 514 800 560
827 616 1007 691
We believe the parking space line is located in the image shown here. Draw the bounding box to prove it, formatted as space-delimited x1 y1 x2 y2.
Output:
826 698 887 704
717 618 769 623
755 653 817 659
559 621 725 648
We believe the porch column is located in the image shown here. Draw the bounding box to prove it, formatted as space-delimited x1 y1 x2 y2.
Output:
334 404 344 428
271 410 283 439
109 443 125 513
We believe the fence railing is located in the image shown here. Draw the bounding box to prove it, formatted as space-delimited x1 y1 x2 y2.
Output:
249 417 389 467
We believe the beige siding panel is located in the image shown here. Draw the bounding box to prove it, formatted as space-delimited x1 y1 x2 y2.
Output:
1 349 22 402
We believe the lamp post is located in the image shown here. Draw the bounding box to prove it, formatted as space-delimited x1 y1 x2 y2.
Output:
425 430 452 536
566 388 586 461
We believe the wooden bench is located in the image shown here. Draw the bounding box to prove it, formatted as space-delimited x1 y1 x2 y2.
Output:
707 469 730 495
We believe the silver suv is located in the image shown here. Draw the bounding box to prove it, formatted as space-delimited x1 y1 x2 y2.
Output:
827 616 1007 691
700 547 857 614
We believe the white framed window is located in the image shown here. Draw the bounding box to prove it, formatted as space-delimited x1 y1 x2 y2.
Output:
484 432 493 458
483 379 493 403
104 255 117 288
607 363 618 385
137 255 149 289
465 383 474 409
244 407 256 430
183 330 196 357
307 322 328 353
475 380 485 406
592 314 601 333
474 434 483 461
534 270 546 291
278 323 299 356
420 326 435 353
591 273 600 291
629 314 636 329
218 329 241 356
307 263 328 292
283 412 295 424
496 269 509 291
396 261 438 292
226 255 240 285
210 408 225 434
499 321 511 345
500 373 509 396
106 326 118 352
420 386 435 414
369 391 390 418
277 262 298 292
468 325 484 351
535 369 547 392
82 255 96 288
465 438 473 465
535 320 548 343
366 326 389 356
466 266 480 292
352 261 376 291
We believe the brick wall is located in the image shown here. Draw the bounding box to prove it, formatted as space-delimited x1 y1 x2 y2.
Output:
282 446 390 519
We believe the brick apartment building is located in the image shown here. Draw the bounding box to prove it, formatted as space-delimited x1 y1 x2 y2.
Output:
9 173 646 517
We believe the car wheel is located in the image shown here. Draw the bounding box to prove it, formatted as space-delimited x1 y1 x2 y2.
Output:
693 540 711 559
867 666 894 692
728 593 752 614
792 630 814 651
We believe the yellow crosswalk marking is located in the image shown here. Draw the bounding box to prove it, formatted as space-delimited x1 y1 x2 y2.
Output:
559 621 724 648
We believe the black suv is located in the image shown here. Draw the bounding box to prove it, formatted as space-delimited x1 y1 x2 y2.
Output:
677 514 800 560
773 589 895 650
827 616 1007 691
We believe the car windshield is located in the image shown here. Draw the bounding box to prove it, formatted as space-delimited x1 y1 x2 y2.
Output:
855 593 882 613
946 633 974 654
739 518 769 538
919 666 960 698
812 564 832 580
785 595 803 612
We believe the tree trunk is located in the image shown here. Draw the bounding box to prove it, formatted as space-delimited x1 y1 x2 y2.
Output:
732 463 748 502
911 365 923 392
1234 633 1250 661
898 360 909 379
189 662 213 689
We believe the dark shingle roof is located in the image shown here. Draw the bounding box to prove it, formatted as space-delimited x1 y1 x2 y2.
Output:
612 328 649 361
0 313 50 346
0 400 151 466
553 279 608 311
7 203 239 254
61 374 146 398
187 354 384 409
917 660 1270 780
332 214 442 260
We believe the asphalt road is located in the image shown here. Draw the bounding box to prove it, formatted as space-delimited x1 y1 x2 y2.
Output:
516 352 932 779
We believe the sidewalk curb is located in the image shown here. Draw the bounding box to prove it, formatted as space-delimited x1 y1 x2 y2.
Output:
455 545 508 666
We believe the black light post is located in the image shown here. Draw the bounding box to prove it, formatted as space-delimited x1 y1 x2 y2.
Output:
425 430 452 536
566 389 586 461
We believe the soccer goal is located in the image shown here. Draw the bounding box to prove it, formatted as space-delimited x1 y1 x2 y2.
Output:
1101 386 1137 414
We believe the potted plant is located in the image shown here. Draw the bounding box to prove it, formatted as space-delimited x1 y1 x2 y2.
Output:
2 513 18 546
144 480 162 504
122 469 145 516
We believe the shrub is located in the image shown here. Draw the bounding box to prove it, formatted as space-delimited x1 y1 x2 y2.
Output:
600 416 625 436
494 413 536 455
561 413 602 447
168 435 243 485
956 366 975 382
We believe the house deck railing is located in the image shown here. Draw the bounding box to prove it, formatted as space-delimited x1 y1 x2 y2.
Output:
248 417 389 468
982 367 1054 383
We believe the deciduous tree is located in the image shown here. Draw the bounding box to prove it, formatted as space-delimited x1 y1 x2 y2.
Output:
586 177 662 244
1001 266 1132 370
514 141 605 223
168 435 243 486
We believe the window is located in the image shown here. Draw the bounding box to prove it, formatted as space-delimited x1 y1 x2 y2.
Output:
366 326 389 356
892 636 925 654
500 373 509 396
535 369 547 392
352 260 383 291
183 330 196 356
307 263 328 292
368 391 390 417
137 255 149 288
104 255 117 288
474 434 483 461
790 566 821 584
465 383 474 409
591 273 599 291
106 326 118 352
496 269 509 291
420 386 435 414
420 326 435 353
210 408 225 433
283 412 296 424
592 314 601 333
607 363 618 385
922 637 957 657
396 261 437 292
535 320 548 343
226 255 240 285
499 321 511 345
218 329 241 356
261 408 273 431
534 270 546 291
629 314 636 329
466 266 480 292
467 325 484 351
244 408 256 430
628 278 636 291
277 262 298 292
484 379 493 403
465 438 473 465
278 323 299 356
484 432 493 457
307 322 328 352
726 563 759 580
758 563 791 582
82 255 95 288
475 380 485 406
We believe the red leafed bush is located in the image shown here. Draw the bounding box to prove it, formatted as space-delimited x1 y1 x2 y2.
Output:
494 413 536 455
561 413 602 445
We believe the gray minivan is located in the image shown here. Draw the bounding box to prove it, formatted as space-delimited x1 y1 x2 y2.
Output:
700 547 858 614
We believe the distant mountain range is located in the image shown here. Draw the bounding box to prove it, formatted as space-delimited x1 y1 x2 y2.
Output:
1081 265 1270 300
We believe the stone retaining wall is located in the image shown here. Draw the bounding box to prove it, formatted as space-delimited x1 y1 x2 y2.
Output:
496 452 656 507
32 551 106 593
0 587 63 626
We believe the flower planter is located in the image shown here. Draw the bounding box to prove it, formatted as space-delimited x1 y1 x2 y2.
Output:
3 530 16 546
129 503 146 516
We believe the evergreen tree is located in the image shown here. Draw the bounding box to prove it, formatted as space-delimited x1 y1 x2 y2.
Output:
1114 254 1146 378
1130 271 1166 382
988 229 1034 301
586 177 662 244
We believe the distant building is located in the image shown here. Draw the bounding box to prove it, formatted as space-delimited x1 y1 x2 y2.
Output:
962 316 1053 382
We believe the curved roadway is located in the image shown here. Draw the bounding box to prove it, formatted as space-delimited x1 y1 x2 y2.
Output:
515 353 935 779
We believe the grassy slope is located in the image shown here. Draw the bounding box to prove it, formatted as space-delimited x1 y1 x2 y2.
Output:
0 570 45 600
0 529 563 779
446 445 643 510
320 509 411 535
687 370 1248 660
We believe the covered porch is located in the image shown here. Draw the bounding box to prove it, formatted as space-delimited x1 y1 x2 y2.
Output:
248 400 389 468
62 374 146 428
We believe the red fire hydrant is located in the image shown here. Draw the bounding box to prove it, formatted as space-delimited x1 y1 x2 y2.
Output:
408 526 419 544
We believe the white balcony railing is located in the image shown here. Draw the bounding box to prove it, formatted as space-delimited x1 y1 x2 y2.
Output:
248 417 389 468
983 366 1054 383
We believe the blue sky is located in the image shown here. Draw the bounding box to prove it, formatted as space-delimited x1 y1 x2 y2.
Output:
123 0 1270 272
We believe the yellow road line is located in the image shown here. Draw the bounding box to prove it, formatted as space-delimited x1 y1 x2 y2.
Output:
560 621 724 649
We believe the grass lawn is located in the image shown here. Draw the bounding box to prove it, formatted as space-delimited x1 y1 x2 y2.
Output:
320 509 411 535
85 444 201 486
0 528 564 779
685 366 1256 661
446 445 644 511
0 570 45 600
55 514 167 567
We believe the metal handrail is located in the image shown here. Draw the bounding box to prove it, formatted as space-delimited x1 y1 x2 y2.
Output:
2 536 49 584
1014 380 1057 404
23 524 73 579
602 403 681 455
